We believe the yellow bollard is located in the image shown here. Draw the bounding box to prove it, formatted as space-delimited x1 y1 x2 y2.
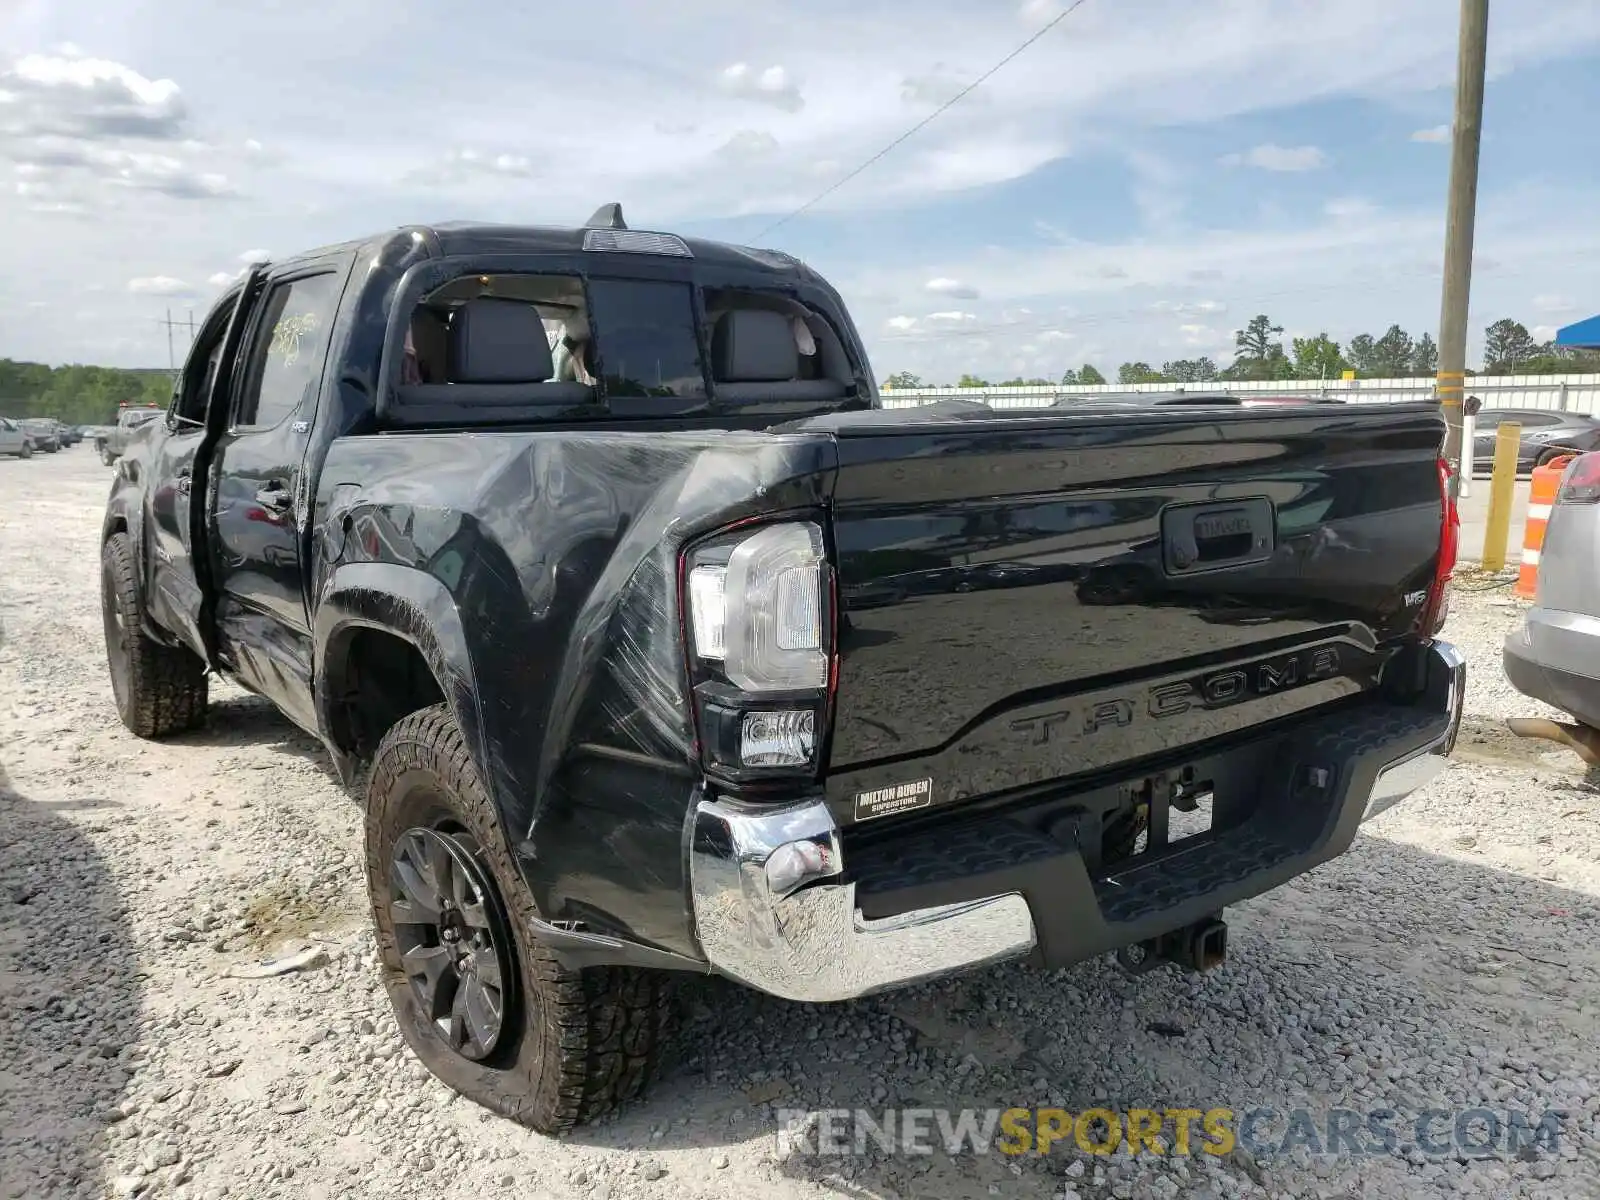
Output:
1480 422 1522 572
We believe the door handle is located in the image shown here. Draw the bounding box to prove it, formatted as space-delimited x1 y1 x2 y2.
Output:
254 481 291 513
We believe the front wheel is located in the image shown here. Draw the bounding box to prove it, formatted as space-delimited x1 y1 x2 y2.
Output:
18 443 31 459
365 704 674 1134
101 533 209 737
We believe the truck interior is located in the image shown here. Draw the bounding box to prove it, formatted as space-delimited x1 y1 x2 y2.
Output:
394 271 858 416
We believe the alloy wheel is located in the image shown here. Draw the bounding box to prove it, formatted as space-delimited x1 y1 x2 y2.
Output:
389 825 514 1062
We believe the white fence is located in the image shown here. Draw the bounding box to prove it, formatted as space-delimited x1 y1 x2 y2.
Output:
879 374 1600 414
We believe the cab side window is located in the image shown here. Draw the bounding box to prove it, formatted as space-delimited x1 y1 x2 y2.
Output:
235 273 341 430
172 296 239 425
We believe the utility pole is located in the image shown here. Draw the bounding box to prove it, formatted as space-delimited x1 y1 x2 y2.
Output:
154 309 197 370
1436 0 1490 480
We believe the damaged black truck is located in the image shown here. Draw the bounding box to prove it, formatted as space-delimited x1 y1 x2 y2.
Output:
101 210 1466 1133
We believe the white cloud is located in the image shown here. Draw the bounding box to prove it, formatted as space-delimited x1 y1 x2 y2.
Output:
1532 324 1559 342
127 275 192 296
238 248 269 263
1532 294 1576 315
718 63 803 113
206 271 235 287
716 129 780 161
1219 143 1329 171
925 277 980 299
1039 329 1075 341
886 315 918 330
409 147 534 183
926 311 978 322
0 50 186 140
1018 0 1064 26
1324 196 1379 220
900 65 975 107
1410 124 1451 143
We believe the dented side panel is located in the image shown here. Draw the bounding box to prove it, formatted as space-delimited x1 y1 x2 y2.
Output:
312 429 835 958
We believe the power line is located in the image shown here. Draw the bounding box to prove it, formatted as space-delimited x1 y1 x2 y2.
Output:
754 0 1095 241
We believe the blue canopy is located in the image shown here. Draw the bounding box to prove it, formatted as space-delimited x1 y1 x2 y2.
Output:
1555 314 1600 348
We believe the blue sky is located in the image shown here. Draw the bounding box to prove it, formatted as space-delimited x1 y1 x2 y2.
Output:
2 0 1599 381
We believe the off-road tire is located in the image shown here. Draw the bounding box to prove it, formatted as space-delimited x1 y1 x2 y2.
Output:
18 443 31 459
366 704 674 1134
100 533 209 738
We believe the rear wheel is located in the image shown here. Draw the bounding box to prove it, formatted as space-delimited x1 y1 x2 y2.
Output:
365 704 674 1134
99 444 114 465
100 533 209 737
18 443 31 459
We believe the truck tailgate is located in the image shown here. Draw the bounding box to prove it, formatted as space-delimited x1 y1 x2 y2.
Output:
824 403 1445 810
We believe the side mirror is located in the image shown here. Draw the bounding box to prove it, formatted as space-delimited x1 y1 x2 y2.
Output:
1464 395 1483 417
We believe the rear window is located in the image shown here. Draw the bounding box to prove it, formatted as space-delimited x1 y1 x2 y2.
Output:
585 279 704 399
391 269 856 422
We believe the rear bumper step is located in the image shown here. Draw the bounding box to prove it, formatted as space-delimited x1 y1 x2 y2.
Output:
687 640 1464 1002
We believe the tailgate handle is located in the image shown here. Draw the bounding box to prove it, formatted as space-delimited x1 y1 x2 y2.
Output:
1163 498 1274 575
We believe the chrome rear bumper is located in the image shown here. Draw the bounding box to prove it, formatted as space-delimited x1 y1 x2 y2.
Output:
1361 639 1467 822
689 798 1035 1002
689 640 1466 1003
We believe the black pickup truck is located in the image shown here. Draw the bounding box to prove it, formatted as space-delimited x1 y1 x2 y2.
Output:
102 207 1466 1133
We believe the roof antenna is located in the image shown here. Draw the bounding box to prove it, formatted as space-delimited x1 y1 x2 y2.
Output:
586 203 627 230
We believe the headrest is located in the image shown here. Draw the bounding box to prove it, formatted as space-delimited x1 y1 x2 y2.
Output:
447 299 553 384
711 309 798 383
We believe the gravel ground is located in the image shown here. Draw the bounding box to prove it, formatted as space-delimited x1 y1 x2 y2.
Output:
3 449 1599 1200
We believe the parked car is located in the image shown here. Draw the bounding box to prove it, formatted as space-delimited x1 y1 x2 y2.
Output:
94 405 164 464
20 417 60 452
101 210 1465 1133
1471 408 1600 476
0 417 32 458
1504 451 1600 727
56 421 82 446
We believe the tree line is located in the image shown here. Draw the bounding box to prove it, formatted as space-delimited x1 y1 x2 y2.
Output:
883 315 1600 390
0 359 174 425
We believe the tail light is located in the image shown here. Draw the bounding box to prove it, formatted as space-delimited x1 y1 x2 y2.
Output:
680 519 836 782
1422 456 1459 636
1557 452 1600 505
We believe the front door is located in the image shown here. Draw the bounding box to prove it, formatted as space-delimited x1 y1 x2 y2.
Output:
208 261 348 731
145 289 243 659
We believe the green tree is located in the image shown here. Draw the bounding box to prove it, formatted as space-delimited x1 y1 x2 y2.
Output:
1161 357 1219 383
956 373 990 388
1411 332 1438 377
1079 364 1106 385
0 358 174 424
1118 362 1165 384
1346 333 1378 376
1483 319 1538 374
1290 333 1347 380
1370 324 1415 377
1229 314 1288 380
882 371 924 389
1060 368 1080 385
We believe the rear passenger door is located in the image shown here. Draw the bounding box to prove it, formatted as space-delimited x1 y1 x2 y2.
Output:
207 256 350 729
144 287 247 659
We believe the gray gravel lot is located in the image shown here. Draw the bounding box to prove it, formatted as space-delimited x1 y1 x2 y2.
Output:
2 449 1598 1200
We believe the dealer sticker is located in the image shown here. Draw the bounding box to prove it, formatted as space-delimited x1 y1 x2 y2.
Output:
852 778 933 822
